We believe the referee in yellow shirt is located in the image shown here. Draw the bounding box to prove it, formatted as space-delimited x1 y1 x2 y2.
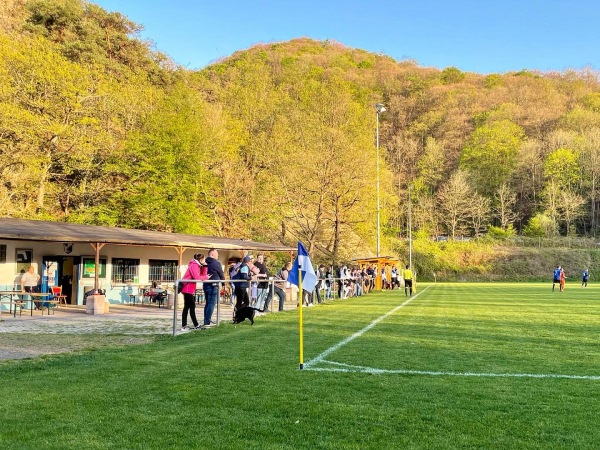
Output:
402 265 414 296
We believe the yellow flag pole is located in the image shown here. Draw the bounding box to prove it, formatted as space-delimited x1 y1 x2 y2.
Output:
299 264 304 370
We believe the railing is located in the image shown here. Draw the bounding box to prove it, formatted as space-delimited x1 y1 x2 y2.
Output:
171 276 385 336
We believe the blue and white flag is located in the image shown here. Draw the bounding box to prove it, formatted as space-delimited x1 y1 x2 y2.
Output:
288 241 318 292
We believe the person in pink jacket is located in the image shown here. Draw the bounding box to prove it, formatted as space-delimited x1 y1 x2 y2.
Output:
180 254 208 331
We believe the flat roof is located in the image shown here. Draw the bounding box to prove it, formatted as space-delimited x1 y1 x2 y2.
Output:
0 218 294 252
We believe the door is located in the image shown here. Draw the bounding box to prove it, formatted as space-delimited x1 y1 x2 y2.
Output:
42 256 79 304
42 257 61 294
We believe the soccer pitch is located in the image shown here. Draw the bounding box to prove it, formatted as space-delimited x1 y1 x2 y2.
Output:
305 283 600 380
1 282 599 449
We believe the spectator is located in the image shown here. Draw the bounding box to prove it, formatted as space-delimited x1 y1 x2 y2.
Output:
203 249 224 327
366 265 375 291
338 265 349 298
381 267 388 289
353 267 363 296
180 254 206 331
314 264 325 303
273 262 291 311
250 264 261 306
325 265 334 299
234 255 255 311
253 254 270 310
21 265 41 309
361 267 369 294
390 266 399 290
227 262 239 306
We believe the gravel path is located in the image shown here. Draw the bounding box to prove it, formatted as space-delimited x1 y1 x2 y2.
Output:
0 303 237 335
0 301 290 360
0 303 234 360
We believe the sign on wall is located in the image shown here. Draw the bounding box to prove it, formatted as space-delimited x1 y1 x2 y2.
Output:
82 257 107 278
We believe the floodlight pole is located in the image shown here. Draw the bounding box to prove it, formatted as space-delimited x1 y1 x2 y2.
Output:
408 184 413 269
375 103 386 258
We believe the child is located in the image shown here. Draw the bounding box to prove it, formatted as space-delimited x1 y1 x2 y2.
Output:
552 265 561 292
582 269 589 288
250 264 261 307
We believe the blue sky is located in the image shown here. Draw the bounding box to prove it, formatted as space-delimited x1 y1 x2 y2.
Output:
93 0 600 74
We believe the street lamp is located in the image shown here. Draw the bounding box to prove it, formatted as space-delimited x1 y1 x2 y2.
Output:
375 103 386 258
408 184 413 270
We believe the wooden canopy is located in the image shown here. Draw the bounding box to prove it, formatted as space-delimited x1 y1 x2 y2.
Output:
353 256 401 290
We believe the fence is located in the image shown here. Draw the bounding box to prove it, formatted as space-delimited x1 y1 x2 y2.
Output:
502 236 600 249
171 276 402 336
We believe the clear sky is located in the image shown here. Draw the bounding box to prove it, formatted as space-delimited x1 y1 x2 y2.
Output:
92 0 600 74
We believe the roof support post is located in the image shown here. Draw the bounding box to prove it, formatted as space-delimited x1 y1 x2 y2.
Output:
174 246 186 273
172 247 187 336
89 243 106 293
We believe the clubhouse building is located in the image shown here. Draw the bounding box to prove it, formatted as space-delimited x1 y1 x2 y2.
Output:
0 218 293 308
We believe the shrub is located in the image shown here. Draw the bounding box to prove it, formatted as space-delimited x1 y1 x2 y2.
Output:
487 225 516 239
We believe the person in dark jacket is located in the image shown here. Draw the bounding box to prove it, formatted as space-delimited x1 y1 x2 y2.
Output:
202 248 225 327
234 255 255 311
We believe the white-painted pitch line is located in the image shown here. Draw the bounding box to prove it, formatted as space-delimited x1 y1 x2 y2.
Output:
305 360 600 380
304 285 431 369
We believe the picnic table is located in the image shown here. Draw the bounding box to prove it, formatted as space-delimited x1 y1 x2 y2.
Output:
29 292 59 315
0 290 25 318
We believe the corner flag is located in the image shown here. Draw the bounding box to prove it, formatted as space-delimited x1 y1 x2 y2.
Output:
288 241 317 292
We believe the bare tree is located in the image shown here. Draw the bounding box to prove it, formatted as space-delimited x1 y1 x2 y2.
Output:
494 183 520 229
558 190 586 236
470 195 491 236
436 170 474 239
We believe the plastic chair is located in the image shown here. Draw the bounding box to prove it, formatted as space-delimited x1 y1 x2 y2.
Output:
51 286 68 307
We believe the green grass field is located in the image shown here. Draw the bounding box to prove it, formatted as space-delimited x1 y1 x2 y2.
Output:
1 283 599 449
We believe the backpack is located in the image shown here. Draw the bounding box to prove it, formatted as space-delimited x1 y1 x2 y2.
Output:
229 262 243 280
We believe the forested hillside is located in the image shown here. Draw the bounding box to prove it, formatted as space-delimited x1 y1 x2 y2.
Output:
2 0 600 268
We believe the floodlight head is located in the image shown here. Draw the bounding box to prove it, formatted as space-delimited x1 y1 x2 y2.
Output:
375 103 386 113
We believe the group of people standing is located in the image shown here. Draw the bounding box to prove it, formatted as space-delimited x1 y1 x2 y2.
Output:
330 264 415 300
552 265 591 292
229 254 291 313
179 251 416 331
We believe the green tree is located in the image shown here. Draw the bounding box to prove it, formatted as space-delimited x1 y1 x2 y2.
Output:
460 119 526 196
543 148 580 191
113 83 235 234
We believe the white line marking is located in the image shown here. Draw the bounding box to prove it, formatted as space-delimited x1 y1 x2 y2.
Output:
305 360 600 380
304 286 431 369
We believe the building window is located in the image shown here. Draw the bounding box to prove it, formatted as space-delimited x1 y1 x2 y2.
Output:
16 248 32 274
149 259 178 283
111 258 140 284
0 244 6 263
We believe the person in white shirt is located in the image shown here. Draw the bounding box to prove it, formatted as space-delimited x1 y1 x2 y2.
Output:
21 265 41 309
390 266 399 290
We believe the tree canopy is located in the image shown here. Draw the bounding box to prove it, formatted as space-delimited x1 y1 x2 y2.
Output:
2 0 600 264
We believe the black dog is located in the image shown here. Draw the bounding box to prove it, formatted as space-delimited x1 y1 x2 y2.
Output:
232 306 261 325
